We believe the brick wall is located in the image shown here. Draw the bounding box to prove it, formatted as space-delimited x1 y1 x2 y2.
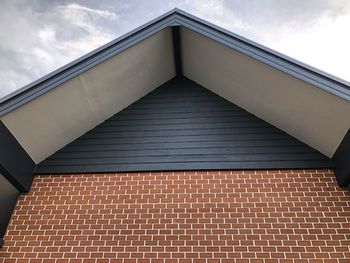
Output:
1 169 350 262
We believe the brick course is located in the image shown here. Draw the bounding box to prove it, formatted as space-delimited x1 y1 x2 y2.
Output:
1 169 350 262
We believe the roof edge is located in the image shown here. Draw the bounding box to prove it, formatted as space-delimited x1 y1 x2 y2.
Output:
0 8 349 117
0 9 179 116
173 9 350 100
0 8 179 105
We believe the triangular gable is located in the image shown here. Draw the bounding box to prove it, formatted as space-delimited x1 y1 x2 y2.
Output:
1 9 349 165
37 77 332 174
0 9 348 188
0 10 349 246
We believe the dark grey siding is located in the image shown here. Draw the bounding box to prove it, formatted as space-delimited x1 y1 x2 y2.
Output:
0 174 20 243
0 122 35 247
332 129 350 187
37 77 333 174
0 121 36 192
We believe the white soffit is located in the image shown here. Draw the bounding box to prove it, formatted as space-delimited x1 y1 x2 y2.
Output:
1 28 175 163
181 27 350 158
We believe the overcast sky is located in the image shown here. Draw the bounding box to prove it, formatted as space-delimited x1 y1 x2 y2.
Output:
1 0 350 98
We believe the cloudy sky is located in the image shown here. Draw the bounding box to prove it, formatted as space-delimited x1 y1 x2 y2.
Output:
1 0 350 98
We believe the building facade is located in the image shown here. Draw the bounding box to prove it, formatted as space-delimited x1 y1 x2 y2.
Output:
0 9 349 262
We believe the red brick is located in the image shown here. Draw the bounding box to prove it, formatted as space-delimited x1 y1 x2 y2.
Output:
1 169 349 261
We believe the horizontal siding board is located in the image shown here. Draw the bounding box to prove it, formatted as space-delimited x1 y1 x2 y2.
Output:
70 133 293 146
133 96 232 104
103 115 260 126
36 161 332 174
118 100 233 110
42 152 330 166
118 107 243 115
88 126 278 135
110 110 252 120
49 146 316 159
37 76 333 173
119 104 236 114
98 121 271 130
59 140 305 152
82 127 282 138
93 122 272 132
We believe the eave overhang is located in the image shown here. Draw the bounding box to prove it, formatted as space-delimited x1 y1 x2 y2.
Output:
0 8 348 188
0 8 349 117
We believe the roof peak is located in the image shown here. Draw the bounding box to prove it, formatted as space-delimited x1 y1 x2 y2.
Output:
0 8 349 116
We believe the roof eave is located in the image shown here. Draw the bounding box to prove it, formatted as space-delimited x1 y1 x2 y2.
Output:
173 9 350 100
0 9 349 117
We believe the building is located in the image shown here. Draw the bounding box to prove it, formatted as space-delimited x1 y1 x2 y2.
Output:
0 9 349 262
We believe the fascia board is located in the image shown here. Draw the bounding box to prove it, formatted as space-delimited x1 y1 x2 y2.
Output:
0 8 349 117
0 10 179 116
173 10 350 101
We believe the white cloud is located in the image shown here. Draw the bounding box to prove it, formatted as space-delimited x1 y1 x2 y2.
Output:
0 1 119 97
53 3 118 33
179 0 251 32
0 0 349 99
271 12 350 82
181 0 350 83
60 3 119 20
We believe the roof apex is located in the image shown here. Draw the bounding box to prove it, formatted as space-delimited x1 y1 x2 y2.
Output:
1 8 349 117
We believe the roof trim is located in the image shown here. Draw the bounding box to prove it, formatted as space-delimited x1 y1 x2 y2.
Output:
332 128 350 187
0 9 178 116
173 10 350 100
0 8 349 117
0 121 36 192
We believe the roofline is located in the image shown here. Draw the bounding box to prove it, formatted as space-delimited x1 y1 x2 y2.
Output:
173 9 350 99
0 8 349 117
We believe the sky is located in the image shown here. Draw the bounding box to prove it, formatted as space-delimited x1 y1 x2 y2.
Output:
1 0 350 99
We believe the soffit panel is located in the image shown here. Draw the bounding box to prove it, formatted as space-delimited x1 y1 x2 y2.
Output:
1 29 175 163
37 77 332 174
79 27 175 123
181 27 350 157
